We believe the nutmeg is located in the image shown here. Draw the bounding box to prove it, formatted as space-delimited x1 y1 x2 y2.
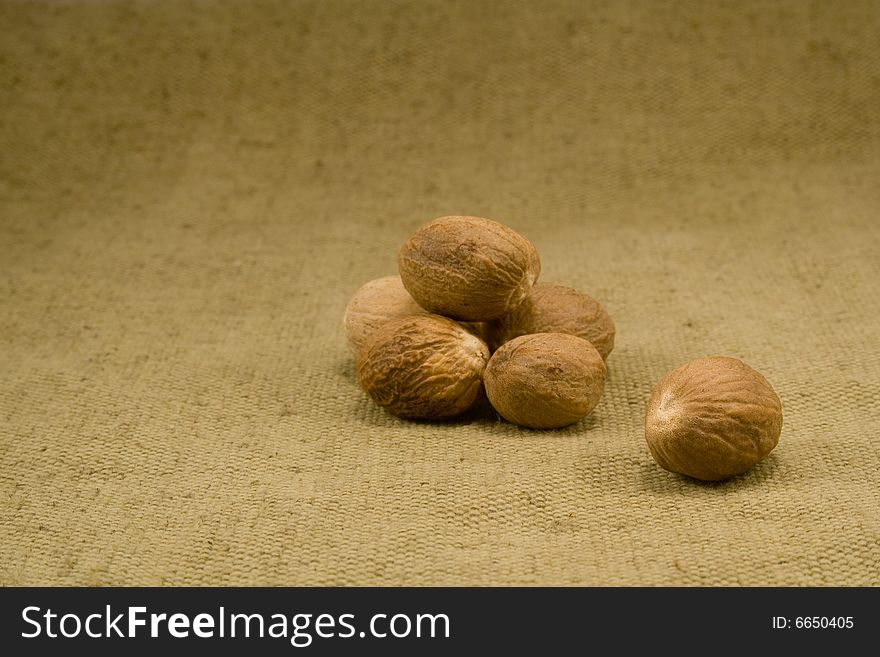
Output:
343 275 428 355
484 332 607 429
357 314 490 420
397 215 541 321
644 356 783 481
485 282 615 359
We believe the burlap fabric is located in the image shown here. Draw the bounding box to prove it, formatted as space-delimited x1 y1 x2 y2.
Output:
2 0 878 586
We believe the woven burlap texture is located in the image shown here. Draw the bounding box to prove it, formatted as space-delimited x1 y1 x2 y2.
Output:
2 0 879 586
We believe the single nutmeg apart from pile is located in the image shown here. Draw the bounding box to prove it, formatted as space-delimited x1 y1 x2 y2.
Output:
485 282 615 359
343 275 428 355
484 333 607 429
644 356 783 481
397 215 541 321
357 314 490 420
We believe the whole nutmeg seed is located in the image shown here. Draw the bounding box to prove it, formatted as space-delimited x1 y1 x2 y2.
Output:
484 332 607 429
343 275 428 356
644 356 783 481
357 314 490 420
397 215 541 321
485 282 615 359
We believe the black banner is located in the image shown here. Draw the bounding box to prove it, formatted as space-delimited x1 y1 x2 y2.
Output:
1 587 874 653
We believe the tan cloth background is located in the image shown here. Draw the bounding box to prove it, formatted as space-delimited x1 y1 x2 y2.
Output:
2 0 879 586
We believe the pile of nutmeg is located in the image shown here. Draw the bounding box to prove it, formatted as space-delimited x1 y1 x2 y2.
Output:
344 216 783 482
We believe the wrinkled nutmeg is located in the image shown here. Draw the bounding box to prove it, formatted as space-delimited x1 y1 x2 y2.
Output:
485 282 615 359
397 215 541 321
644 356 783 481
484 333 607 429
357 314 490 420
343 275 429 355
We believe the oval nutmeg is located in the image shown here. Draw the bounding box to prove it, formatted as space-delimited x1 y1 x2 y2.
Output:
644 356 783 481
356 314 490 420
484 333 607 429
343 275 428 356
485 282 615 359
397 215 541 321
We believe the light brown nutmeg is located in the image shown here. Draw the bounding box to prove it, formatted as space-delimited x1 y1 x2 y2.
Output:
484 333 607 429
644 356 783 482
357 314 490 420
343 275 429 356
397 215 541 321
485 282 615 359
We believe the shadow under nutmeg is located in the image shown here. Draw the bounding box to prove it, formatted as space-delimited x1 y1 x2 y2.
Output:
349 371 607 434
459 396 605 435
638 452 783 496
335 353 357 382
